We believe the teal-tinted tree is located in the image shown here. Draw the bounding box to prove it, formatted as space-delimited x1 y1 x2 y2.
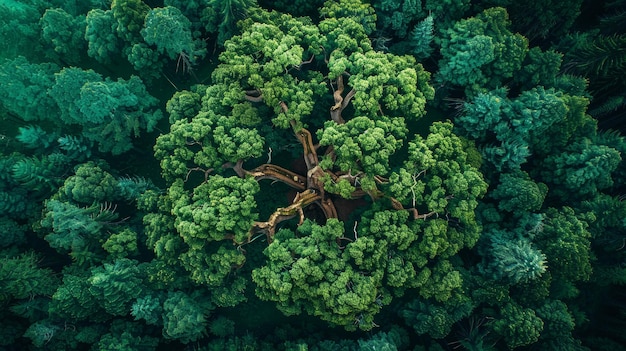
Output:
40 8 87 64
161 290 213 343
96 319 159 351
478 229 547 285
0 56 60 122
49 67 163 154
436 7 528 95
0 0 44 60
87 258 146 316
15 125 58 153
0 153 35 218
48 270 106 322
455 86 597 172
538 138 622 200
163 0 209 35
474 0 583 41
202 0 260 45
489 171 548 213
0 217 27 249
85 9 120 64
141 6 206 71
11 153 71 198
0 252 59 311
40 199 116 265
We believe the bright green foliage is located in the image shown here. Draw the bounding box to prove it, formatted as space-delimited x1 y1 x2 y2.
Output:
317 116 405 186
0 252 58 305
438 7 528 93
61 161 119 204
179 243 246 290
253 219 386 331
490 171 548 212
212 16 326 128
85 9 119 64
417 260 464 302
103 228 139 259
170 175 259 245
88 258 146 316
0 56 60 122
141 6 203 61
492 302 544 349
386 122 487 240
40 8 86 64
339 50 434 119
319 0 377 35
166 88 203 123
143 212 183 265
161 290 212 343
154 110 265 182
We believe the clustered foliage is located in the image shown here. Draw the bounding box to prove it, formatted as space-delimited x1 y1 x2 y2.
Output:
1 0 625 350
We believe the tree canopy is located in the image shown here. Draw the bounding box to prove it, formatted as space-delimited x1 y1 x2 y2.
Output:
1 0 625 350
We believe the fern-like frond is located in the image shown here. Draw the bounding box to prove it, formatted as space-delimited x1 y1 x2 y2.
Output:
589 95 626 117
16 125 57 151
570 34 626 76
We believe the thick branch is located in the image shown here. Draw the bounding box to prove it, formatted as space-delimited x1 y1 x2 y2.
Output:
232 160 306 191
245 89 263 102
330 75 355 124
251 189 322 243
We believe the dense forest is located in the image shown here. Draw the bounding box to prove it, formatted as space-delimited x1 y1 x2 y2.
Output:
1 0 626 350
